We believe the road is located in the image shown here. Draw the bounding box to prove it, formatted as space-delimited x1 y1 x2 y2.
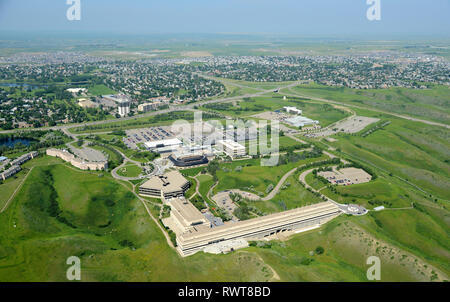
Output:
283 87 450 130
0 81 303 135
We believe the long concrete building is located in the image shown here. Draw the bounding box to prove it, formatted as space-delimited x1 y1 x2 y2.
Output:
46 148 107 171
162 197 211 234
175 201 341 256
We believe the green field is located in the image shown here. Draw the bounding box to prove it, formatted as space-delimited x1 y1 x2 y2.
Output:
0 162 276 281
285 83 450 125
88 84 117 96
213 156 327 196
116 164 142 178
0 157 448 281
323 111 450 200
201 95 350 127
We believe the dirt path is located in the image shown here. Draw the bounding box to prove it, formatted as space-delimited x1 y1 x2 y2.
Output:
188 174 201 201
0 167 34 213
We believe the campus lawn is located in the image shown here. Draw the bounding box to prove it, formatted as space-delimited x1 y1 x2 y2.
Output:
0 162 276 282
214 156 328 196
88 84 117 96
248 174 324 215
326 113 450 200
304 172 328 191
197 174 215 202
116 164 142 178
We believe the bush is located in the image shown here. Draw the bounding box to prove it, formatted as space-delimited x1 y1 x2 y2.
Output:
315 246 325 255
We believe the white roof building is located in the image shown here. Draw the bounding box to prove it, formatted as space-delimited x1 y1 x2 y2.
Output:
284 106 302 115
217 139 246 159
285 116 319 128
144 138 183 150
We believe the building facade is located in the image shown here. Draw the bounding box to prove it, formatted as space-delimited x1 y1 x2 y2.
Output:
1 165 21 181
46 149 107 171
176 202 341 256
139 170 191 199
217 140 246 159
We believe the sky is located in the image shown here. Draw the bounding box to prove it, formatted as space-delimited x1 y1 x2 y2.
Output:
0 0 449 37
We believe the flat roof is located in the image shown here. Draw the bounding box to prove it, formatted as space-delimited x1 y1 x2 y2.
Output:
285 116 319 126
180 202 339 242
140 170 189 193
144 138 182 149
218 139 245 150
169 198 208 226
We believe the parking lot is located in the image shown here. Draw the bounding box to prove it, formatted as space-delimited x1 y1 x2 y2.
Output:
124 126 175 149
212 191 239 221
318 167 372 186
305 116 380 138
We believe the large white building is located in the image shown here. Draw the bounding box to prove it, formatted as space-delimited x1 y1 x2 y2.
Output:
144 138 183 151
117 99 131 117
176 201 341 256
102 94 131 117
217 140 246 159
284 106 302 115
285 116 319 128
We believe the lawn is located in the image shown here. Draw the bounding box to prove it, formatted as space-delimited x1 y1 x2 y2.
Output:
327 113 450 200
285 83 450 125
0 158 447 281
248 173 324 215
88 84 117 96
214 156 327 196
0 162 275 281
116 164 142 178
201 95 350 127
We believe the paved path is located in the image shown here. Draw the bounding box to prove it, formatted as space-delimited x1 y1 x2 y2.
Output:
261 167 298 201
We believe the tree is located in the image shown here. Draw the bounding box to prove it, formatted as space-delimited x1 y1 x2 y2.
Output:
315 246 324 255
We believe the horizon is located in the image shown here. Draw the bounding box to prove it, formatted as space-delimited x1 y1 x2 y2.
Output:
0 0 449 38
